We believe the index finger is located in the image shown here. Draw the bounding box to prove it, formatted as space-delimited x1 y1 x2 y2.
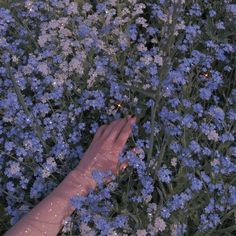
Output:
115 117 136 149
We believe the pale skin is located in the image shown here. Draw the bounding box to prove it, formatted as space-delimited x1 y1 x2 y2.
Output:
5 115 137 236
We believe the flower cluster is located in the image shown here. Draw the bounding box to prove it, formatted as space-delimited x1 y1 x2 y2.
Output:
0 0 236 235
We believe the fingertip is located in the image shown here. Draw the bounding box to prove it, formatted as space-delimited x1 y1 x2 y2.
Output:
130 117 136 125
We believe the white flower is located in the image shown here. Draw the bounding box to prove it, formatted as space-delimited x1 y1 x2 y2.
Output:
61 39 73 56
175 21 186 35
67 2 78 15
80 222 96 236
87 72 98 88
12 55 19 63
158 13 168 22
171 157 177 167
216 21 225 30
22 64 34 75
121 7 130 17
172 0 185 3
211 158 220 166
132 3 146 16
136 229 147 236
46 157 57 168
137 43 147 52
62 216 73 233
23 140 33 150
128 0 137 5
171 223 178 236
41 168 51 178
59 28 72 37
82 3 92 13
108 0 117 7
133 97 138 103
207 129 219 142
136 17 148 27
140 55 153 65
48 20 59 29
142 84 151 90
25 0 33 10
38 34 50 47
154 217 166 232
147 203 157 213
118 33 129 50
107 182 118 191
37 62 49 76
9 162 20 175
154 55 163 66
108 229 119 236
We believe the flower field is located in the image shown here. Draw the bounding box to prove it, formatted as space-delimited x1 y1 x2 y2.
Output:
0 0 236 235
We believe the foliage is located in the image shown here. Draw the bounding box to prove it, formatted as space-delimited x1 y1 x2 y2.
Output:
0 0 236 235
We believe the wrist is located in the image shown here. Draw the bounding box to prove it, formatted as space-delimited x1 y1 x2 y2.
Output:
55 166 97 199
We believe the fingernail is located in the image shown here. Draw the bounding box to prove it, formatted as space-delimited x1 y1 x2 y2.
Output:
131 117 136 124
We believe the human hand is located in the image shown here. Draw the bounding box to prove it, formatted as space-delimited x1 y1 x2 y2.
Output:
73 115 136 184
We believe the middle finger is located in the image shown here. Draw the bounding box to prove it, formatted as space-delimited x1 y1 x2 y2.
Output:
102 116 131 142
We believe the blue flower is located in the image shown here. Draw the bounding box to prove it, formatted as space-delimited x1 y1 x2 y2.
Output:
192 103 203 116
96 3 107 13
183 99 191 108
166 189 192 212
6 181 15 192
181 114 193 127
227 4 236 15
227 109 236 121
157 166 172 183
189 140 201 154
229 146 236 157
169 98 180 108
200 171 211 183
141 176 154 196
70 195 86 211
149 65 158 76
112 215 127 228
189 4 202 16
199 213 221 231
170 141 182 154
199 88 212 100
147 26 158 36
209 10 216 17
95 217 111 235
30 177 45 199
127 24 137 41
209 106 225 122
160 207 171 219
201 147 212 156
4 141 15 152
191 177 203 192
78 24 90 37
90 122 99 134
220 132 234 143
228 185 236 205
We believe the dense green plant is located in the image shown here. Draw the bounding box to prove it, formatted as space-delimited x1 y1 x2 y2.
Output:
0 0 236 235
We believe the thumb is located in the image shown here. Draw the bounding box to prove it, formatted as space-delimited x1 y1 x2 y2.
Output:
118 160 129 173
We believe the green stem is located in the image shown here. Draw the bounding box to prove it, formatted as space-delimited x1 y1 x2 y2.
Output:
1 151 35 173
2 189 34 207
147 101 158 162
